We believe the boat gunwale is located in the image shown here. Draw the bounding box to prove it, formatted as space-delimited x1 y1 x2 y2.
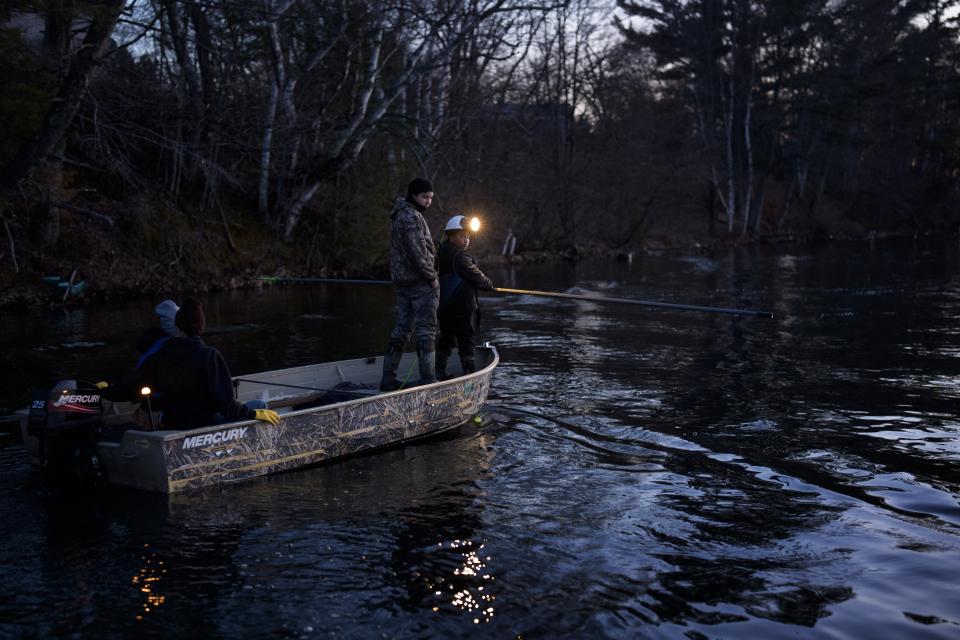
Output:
130 345 499 443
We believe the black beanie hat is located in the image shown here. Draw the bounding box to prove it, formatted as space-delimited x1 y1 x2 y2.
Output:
175 297 206 337
407 178 433 198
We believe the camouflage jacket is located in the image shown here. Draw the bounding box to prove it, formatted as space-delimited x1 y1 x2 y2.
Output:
389 198 438 286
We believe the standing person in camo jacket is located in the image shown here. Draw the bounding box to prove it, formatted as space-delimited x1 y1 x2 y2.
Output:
379 178 440 391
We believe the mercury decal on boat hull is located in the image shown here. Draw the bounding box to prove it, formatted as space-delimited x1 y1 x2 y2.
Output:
182 427 249 450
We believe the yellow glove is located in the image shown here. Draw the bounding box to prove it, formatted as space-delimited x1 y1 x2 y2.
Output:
255 409 281 425
95 381 109 389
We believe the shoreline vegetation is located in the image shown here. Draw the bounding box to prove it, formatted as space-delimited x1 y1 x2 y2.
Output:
2 2 958 309
0 194 943 311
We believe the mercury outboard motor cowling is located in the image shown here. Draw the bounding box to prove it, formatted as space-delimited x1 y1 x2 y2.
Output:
27 380 104 483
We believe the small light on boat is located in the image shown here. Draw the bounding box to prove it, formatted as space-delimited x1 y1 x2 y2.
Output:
140 386 152 396
469 217 481 232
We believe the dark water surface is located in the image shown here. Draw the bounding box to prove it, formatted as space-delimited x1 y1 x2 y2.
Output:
1 240 959 638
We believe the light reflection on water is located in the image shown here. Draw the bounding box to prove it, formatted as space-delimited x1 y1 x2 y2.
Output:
0 239 959 637
132 548 167 620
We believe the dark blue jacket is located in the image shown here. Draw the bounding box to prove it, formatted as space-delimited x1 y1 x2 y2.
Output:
138 336 255 429
135 328 170 369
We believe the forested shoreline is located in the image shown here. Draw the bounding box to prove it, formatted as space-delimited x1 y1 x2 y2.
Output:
1 0 958 306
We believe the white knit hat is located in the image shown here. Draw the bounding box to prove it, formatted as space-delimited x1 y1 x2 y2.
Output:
155 299 180 336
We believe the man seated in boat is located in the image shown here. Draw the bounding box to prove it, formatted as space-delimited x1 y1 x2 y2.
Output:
131 298 281 430
134 299 181 368
97 299 183 402
436 215 494 379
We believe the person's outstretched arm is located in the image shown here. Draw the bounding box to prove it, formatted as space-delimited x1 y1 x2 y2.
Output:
455 251 493 290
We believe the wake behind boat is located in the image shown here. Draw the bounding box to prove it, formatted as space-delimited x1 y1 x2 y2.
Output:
19 345 498 493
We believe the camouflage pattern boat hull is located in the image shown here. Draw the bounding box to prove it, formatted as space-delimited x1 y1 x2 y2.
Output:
23 346 498 493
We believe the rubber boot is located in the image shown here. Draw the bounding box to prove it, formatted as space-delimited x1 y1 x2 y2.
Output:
417 341 437 385
435 351 450 381
461 356 476 374
379 345 404 391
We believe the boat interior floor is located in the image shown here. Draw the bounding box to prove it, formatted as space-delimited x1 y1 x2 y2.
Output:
97 383 380 441
285 381 379 411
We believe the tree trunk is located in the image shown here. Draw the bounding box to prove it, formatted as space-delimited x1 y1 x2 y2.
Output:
258 82 280 221
261 1 340 223
258 16 285 221
189 2 215 113
1 212 18 273
724 75 736 234
161 0 204 180
41 153 64 251
748 181 766 235
740 59 755 239
775 170 798 233
189 1 216 196
0 0 126 188
810 167 829 221
708 182 717 235
282 181 321 242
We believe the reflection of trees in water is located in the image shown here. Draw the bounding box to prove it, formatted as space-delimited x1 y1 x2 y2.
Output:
653 555 853 627
605 255 857 626
484 411 855 630
385 428 499 625
388 492 496 624
662 248 960 512
643 453 853 627
483 249 861 629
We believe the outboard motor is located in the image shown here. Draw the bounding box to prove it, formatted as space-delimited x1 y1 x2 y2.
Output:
26 380 104 484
